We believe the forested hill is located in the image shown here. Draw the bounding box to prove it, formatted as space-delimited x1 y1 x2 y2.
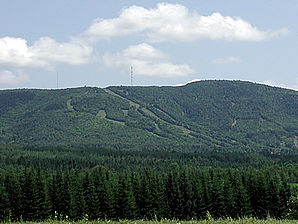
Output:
0 80 297 153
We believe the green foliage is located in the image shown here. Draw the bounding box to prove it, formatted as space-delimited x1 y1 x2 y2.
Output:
0 81 296 153
0 166 296 222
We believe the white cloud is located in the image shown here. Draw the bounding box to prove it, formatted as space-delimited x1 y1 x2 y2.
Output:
84 3 288 42
102 43 194 77
212 56 242 64
0 70 29 85
30 37 92 66
0 36 93 69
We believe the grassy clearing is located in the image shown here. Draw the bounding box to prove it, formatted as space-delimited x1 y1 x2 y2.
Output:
66 99 74 111
96 110 106 118
104 89 140 109
6 218 298 224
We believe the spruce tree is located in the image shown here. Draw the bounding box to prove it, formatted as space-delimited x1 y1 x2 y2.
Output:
4 171 21 221
19 168 35 220
232 171 252 217
82 172 97 219
116 172 137 219
0 179 9 222
32 167 50 220
69 171 85 220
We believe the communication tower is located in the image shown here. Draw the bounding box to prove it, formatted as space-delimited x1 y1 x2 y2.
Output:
130 66 133 86
56 71 59 89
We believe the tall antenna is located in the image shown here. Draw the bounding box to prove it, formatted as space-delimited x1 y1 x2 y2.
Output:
56 71 59 89
130 66 133 86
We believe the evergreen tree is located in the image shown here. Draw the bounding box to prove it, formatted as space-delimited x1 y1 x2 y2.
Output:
223 171 235 217
165 170 181 219
178 170 195 219
19 169 36 220
210 171 226 218
52 172 71 219
4 171 21 221
0 179 9 222
91 166 115 219
232 171 252 217
32 167 50 220
192 172 205 219
82 172 97 219
69 171 85 220
279 173 291 218
116 172 137 219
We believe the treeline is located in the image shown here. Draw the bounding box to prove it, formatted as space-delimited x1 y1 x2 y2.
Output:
0 166 296 221
1 146 298 176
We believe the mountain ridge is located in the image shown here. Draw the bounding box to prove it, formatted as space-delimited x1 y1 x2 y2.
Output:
0 80 297 154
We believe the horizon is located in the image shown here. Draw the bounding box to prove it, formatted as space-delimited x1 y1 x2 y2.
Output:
1 79 297 92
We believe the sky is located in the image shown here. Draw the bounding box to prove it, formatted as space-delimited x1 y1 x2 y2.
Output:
0 0 297 90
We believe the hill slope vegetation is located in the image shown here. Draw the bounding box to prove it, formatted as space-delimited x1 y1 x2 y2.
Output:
0 80 297 153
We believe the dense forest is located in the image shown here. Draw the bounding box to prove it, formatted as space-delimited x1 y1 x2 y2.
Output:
0 165 297 221
0 80 297 154
0 80 297 222
0 145 297 222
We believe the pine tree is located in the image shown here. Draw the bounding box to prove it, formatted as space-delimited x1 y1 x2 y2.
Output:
267 173 282 217
232 171 252 217
116 172 137 219
164 170 181 219
4 171 21 221
137 170 161 219
247 170 270 218
223 171 235 217
51 172 71 219
210 172 226 218
19 169 35 221
69 171 85 220
32 167 50 220
131 172 143 219
192 172 205 219
279 174 291 218
91 166 115 219
82 172 97 219
0 179 9 222
178 170 195 219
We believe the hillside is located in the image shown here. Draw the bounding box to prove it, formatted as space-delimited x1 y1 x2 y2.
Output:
0 80 297 153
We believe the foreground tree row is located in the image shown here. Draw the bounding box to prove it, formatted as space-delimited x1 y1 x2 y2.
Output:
0 167 296 221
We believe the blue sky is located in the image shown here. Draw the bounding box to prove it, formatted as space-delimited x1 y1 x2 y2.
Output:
0 0 297 90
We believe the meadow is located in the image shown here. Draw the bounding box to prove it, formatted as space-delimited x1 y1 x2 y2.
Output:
6 217 298 224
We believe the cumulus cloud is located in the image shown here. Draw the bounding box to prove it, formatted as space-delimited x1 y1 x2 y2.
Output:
0 36 93 69
102 43 194 77
0 70 29 85
84 3 288 42
212 56 242 64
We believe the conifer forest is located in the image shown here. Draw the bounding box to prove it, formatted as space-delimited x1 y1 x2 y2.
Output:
0 81 297 222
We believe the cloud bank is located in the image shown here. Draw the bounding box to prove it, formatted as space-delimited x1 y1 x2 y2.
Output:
84 3 288 42
102 43 194 77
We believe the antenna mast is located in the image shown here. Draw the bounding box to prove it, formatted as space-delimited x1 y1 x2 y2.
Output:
56 71 59 89
130 66 133 86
